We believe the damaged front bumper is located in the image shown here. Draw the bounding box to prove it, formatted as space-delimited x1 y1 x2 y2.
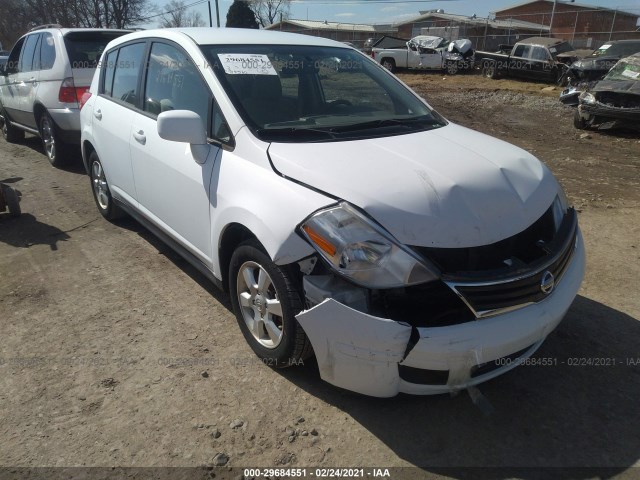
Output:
296 231 585 398
580 102 640 123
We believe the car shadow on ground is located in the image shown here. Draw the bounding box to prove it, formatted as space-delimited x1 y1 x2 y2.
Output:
19 135 87 175
0 212 70 250
277 296 640 476
113 216 232 310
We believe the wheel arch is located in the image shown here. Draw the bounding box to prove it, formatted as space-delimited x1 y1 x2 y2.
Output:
81 140 95 175
218 222 260 292
33 102 47 128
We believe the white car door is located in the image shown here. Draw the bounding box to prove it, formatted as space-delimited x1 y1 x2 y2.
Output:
129 41 220 265
90 42 146 206
418 48 444 69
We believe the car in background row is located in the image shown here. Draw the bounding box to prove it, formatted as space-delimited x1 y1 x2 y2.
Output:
574 53 640 131
564 40 640 84
560 39 640 106
373 35 474 74
476 37 590 84
80 28 584 397
0 25 129 166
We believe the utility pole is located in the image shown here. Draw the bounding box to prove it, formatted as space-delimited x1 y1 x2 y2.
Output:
549 0 557 34
208 0 212 27
215 0 220 27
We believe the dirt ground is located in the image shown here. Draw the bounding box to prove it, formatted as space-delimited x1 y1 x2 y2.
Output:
1 72 639 477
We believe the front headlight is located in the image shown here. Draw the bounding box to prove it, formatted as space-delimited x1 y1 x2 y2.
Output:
579 92 596 104
300 202 439 289
552 187 570 231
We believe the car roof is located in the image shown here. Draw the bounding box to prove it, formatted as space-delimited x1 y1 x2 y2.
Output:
518 37 567 47
603 39 640 45
24 27 131 37
109 28 349 49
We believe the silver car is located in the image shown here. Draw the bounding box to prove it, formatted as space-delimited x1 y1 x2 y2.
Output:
0 25 129 167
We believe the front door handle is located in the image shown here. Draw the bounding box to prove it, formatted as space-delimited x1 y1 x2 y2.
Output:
133 129 146 145
93 109 102 120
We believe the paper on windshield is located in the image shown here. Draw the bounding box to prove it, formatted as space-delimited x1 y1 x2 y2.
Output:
622 68 639 79
218 54 277 75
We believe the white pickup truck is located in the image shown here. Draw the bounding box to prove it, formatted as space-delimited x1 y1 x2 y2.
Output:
372 36 474 75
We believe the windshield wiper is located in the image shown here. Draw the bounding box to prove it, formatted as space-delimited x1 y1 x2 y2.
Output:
328 116 443 134
255 126 336 141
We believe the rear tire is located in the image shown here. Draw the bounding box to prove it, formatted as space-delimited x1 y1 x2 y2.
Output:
1 110 25 143
89 151 124 221
40 111 69 167
381 58 396 73
229 239 312 368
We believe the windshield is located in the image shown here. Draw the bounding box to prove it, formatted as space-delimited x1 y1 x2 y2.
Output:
549 42 574 57
201 44 445 142
591 42 640 58
604 59 640 82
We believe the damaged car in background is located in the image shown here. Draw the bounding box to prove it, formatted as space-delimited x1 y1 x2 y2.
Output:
80 29 585 398
574 53 640 131
560 39 640 106
372 35 474 74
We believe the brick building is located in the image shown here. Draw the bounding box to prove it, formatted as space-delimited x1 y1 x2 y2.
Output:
494 0 640 48
395 11 550 50
265 19 396 49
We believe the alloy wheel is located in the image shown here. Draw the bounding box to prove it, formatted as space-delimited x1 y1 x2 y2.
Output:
236 261 284 349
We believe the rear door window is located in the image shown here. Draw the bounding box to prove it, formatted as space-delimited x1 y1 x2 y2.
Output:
513 45 531 58
64 31 128 69
110 43 146 106
19 34 39 72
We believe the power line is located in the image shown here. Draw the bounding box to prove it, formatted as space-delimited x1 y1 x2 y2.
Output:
139 0 208 22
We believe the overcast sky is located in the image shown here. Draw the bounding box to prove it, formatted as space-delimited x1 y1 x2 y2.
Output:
150 0 640 28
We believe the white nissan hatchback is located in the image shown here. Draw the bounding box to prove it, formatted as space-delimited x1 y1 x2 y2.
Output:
80 28 585 397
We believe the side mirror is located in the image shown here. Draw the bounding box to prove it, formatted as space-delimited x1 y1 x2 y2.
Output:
157 110 209 164
157 110 206 145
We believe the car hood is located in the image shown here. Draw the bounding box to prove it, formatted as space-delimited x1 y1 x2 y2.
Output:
593 79 640 95
571 56 619 71
268 123 559 248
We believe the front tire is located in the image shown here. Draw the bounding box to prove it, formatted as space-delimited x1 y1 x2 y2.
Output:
40 112 69 167
573 109 589 130
483 61 498 79
229 239 312 368
1 110 25 143
89 151 124 220
446 61 459 75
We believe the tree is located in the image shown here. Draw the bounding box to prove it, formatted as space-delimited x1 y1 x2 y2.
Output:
0 0 154 47
249 0 290 28
226 0 258 29
160 0 205 27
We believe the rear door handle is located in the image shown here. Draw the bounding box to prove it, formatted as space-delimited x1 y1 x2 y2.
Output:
93 109 102 120
133 129 146 145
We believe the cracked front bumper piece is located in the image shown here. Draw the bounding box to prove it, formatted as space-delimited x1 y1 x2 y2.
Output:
296 231 585 398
